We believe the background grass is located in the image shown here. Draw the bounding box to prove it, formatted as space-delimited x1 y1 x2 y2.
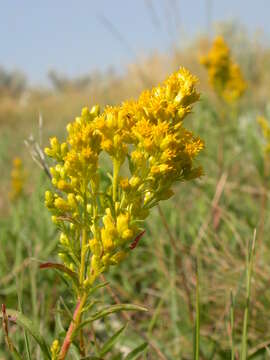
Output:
1 24 270 359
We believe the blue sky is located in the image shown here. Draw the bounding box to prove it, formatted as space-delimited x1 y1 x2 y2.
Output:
1 0 269 84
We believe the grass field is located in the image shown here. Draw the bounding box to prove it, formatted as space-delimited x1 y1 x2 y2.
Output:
1 29 270 359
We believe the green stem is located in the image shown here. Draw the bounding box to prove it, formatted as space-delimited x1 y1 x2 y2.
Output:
194 260 200 360
113 159 120 203
58 293 87 360
90 180 99 240
79 228 87 286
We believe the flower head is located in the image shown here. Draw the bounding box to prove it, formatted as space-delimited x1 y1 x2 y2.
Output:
45 67 204 286
200 36 247 102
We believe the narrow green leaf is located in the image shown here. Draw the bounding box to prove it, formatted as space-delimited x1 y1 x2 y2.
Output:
147 297 164 335
124 342 148 360
76 304 147 333
0 309 51 360
59 296 74 320
39 262 79 287
99 323 127 356
86 281 110 297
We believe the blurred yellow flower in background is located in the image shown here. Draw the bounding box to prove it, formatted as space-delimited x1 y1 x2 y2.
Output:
9 157 26 201
257 115 270 154
201 36 247 103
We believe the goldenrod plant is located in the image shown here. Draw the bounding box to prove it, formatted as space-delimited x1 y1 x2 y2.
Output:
200 36 247 103
200 36 247 171
44 67 203 358
1 67 204 359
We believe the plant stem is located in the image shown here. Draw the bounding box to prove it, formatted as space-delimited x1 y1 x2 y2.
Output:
58 293 87 360
113 159 120 203
230 291 235 360
79 228 87 286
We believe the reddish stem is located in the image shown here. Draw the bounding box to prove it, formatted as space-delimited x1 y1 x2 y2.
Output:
58 295 86 360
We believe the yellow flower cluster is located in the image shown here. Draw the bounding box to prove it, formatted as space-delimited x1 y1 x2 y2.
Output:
257 116 270 153
50 339 60 360
9 157 25 201
45 67 204 287
200 36 247 103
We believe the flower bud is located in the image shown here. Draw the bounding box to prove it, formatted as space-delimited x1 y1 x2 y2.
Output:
110 251 127 265
81 106 90 117
60 232 68 245
90 104 100 117
67 193 76 208
61 142 68 157
66 123 72 133
89 238 102 256
129 176 140 188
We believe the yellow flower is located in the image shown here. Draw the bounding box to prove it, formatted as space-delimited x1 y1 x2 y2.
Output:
50 339 60 360
257 116 270 154
200 36 247 102
9 157 26 201
45 67 204 286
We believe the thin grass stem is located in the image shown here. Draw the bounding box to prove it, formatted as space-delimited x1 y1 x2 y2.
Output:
240 230 256 360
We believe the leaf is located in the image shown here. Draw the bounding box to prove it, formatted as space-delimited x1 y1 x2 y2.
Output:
75 304 147 333
0 309 51 360
59 296 74 321
99 323 127 356
127 153 135 174
39 262 78 286
87 281 110 297
124 342 148 360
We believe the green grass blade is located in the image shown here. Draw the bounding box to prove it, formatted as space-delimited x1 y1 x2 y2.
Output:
230 291 235 360
99 323 127 356
124 342 148 360
240 230 256 360
193 260 200 360
75 304 148 334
